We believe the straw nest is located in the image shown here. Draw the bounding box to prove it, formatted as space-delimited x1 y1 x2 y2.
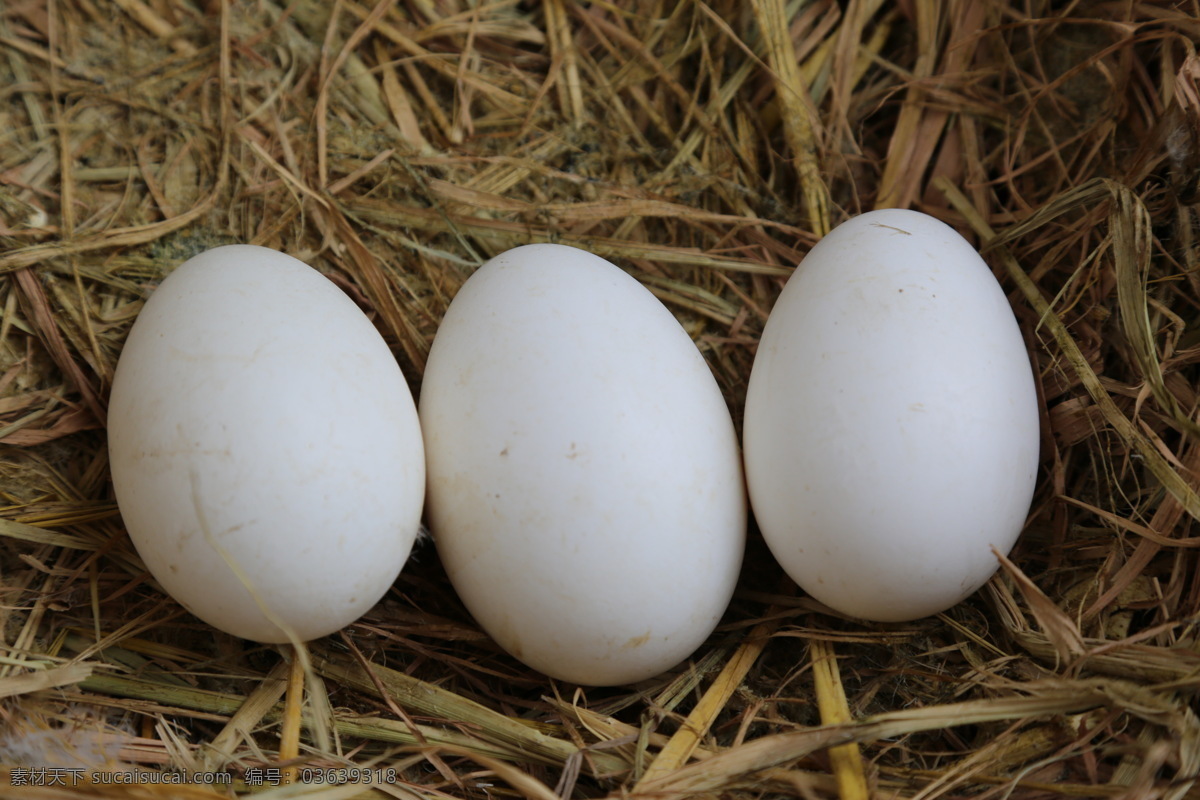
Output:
2 1 1200 798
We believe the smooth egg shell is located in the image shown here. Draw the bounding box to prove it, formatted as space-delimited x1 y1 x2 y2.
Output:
108 245 425 643
420 244 746 686
743 209 1040 622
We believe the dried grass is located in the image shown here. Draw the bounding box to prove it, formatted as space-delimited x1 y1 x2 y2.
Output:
2 1 1200 798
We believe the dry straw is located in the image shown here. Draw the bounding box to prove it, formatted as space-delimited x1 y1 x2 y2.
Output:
2 1 1200 798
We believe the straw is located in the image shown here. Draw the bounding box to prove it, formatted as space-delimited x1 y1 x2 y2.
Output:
3 2 1199 797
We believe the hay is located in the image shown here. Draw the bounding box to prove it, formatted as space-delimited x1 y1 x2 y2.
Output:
2 0 1199 798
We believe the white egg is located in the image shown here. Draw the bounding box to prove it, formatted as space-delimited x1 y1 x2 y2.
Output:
420 244 745 686
743 209 1040 622
108 245 425 643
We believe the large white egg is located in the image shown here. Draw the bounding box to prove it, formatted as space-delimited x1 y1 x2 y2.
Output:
108 245 425 643
419 244 745 686
744 209 1039 622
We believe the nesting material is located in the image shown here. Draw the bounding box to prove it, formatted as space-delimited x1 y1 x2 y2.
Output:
2 2 1200 798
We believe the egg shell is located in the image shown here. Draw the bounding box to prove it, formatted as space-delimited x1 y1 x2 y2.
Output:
419 244 746 686
108 245 425 643
743 209 1040 622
